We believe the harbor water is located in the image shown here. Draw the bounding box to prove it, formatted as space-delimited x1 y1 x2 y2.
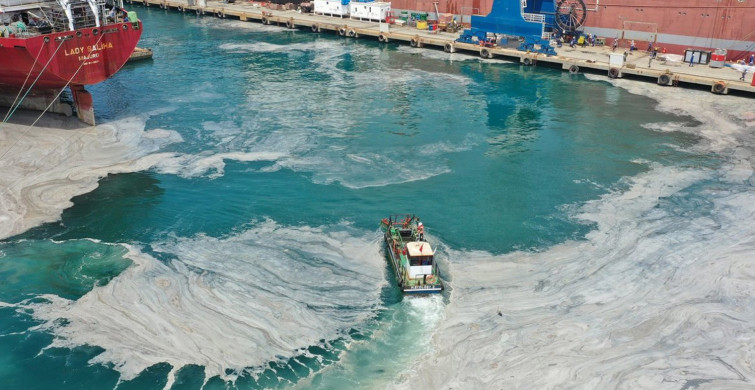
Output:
1 8 755 389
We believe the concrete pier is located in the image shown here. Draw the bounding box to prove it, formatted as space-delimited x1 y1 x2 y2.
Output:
130 0 755 97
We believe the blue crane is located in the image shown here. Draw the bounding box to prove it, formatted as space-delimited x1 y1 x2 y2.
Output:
456 0 587 56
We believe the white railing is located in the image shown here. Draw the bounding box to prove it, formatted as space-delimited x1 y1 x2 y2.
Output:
522 13 544 23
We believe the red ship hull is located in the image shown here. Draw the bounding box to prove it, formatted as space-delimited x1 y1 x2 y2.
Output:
578 0 755 60
0 21 142 91
388 0 755 59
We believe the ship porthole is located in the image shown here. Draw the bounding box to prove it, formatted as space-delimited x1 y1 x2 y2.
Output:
44 36 50 43
76 31 82 38
123 24 129 30
93 29 99 35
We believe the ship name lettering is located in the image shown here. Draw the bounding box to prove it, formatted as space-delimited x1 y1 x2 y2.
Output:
87 42 114 52
64 47 85 56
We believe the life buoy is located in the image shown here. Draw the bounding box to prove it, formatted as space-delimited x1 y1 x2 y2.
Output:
410 37 419 47
608 67 620 78
657 74 671 85
569 64 579 74
311 24 319 32
378 33 387 43
338 27 346 36
426 275 436 284
712 81 726 94
444 42 454 53
522 57 532 66
261 16 268 25
347 29 357 38
480 48 491 58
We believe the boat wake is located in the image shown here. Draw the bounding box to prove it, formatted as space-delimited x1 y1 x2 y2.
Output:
391 82 755 388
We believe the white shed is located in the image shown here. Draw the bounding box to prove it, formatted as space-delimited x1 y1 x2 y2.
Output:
349 2 391 22
314 0 350 17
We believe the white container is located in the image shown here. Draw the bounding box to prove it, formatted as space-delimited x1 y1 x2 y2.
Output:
349 2 391 21
314 0 350 16
608 53 625 67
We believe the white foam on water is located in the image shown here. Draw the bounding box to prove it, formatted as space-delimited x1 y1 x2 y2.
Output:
395 45 492 63
192 17 288 32
153 151 287 178
391 82 755 388
0 113 181 240
216 39 482 189
10 221 386 388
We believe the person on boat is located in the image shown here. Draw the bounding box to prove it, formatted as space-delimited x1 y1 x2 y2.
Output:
417 222 424 240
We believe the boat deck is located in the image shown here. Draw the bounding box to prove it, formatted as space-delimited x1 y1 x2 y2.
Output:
128 0 755 96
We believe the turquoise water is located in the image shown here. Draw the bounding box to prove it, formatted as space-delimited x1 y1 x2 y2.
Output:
2 7 754 389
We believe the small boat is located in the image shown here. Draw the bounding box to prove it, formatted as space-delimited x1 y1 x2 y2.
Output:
380 215 443 294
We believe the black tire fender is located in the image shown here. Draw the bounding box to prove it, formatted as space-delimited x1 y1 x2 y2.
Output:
569 64 579 74
712 81 726 94
286 19 294 29
444 42 454 53
261 16 268 25
410 37 419 47
338 27 346 36
523 57 532 66
658 74 671 85
480 48 491 58
311 24 319 32
608 67 620 78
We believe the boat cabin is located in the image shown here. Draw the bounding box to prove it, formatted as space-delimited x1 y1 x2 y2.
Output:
404 241 434 279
